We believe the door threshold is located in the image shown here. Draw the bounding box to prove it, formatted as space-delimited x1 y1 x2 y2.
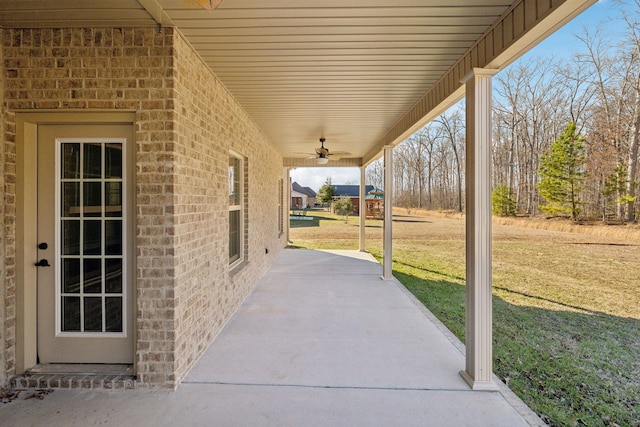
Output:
27 363 133 376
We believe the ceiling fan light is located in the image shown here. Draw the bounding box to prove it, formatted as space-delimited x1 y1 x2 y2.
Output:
316 157 329 165
196 0 222 10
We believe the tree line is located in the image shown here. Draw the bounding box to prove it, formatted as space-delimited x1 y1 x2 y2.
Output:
367 1 639 222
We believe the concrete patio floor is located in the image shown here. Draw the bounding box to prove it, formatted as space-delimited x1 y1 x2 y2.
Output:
0 249 544 426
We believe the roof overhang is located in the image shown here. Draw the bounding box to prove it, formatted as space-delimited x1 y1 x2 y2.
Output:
0 0 597 167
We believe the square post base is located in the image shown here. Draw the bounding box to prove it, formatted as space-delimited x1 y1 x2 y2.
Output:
460 370 499 391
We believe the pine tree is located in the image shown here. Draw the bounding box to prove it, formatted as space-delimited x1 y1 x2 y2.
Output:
492 184 517 216
537 122 586 221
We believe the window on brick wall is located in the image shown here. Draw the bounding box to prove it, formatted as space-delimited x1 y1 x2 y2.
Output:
229 152 244 266
278 178 283 235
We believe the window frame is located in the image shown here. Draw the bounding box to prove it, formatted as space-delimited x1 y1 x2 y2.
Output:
278 178 284 236
228 151 244 268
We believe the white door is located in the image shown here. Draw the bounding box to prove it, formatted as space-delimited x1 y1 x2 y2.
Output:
36 124 133 364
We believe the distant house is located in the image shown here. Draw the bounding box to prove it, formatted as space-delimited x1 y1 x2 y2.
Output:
291 189 308 209
332 185 374 215
291 182 317 208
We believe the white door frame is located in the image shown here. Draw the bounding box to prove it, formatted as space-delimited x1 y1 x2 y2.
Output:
15 111 136 373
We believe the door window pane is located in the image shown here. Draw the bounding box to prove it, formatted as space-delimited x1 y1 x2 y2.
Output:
83 182 102 217
105 144 122 178
62 220 80 255
62 182 80 217
105 221 122 255
83 259 102 293
105 182 122 217
83 220 102 255
62 143 80 179
84 297 102 332
105 297 123 332
62 258 81 293
83 143 102 179
105 259 122 293
62 297 81 332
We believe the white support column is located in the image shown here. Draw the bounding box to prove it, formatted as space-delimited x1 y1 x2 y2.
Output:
359 166 366 252
286 169 292 243
383 146 393 280
460 68 498 390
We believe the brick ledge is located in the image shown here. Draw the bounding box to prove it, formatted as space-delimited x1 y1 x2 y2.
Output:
10 373 137 390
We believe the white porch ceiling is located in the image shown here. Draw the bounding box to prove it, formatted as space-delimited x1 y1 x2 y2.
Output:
0 0 596 166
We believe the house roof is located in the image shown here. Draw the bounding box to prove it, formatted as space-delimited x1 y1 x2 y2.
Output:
292 182 317 197
333 185 374 198
0 1 596 166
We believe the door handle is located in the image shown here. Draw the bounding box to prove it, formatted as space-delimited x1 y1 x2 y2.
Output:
35 259 51 267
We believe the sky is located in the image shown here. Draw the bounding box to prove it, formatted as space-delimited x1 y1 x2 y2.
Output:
290 1 627 192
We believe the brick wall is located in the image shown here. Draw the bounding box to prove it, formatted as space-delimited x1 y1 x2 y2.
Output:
1 27 285 388
1 29 18 389
171 33 285 384
0 29 7 388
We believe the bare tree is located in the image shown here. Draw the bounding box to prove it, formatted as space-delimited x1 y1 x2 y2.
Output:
577 25 629 219
435 108 465 212
494 58 568 214
366 158 384 191
387 4 637 221
619 0 640 221
576 3 640 221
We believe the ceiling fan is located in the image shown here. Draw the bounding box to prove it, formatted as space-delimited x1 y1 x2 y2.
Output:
306 138 350 164
183 0 223 10
198 0 222 9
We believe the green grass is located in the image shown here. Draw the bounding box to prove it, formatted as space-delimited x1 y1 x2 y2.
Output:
288 209 379 250
289 215 321 228
289 212 640 427
387 253 639 427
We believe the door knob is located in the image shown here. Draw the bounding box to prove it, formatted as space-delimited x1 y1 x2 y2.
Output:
35 259 51 267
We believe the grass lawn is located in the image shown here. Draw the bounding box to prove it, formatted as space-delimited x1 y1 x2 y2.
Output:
289 209 640 427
